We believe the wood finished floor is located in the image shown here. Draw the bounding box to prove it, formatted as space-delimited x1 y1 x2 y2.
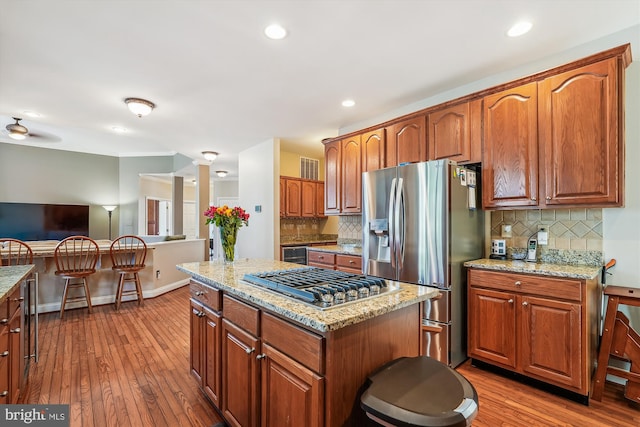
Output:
25 285 639 427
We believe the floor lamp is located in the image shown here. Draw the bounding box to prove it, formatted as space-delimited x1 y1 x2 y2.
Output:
102 205 117 240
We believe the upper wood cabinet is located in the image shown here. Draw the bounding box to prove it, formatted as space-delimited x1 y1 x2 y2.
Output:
428 99 482 164
482 82 539 209
385 115 427 167
285 178 302 217
538 57 623 207
323 140 341 215
361 128 386 172
341 135 362 213
315 181 325 217
301 180 316 217
279 178 285 218
280 177 326 218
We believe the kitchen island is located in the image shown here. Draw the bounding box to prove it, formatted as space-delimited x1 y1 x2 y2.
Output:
177 258 438 427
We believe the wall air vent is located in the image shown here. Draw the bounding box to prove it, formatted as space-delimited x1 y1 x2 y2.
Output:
300 157 319 180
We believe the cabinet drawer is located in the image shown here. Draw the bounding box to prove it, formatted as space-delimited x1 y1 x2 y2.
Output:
190 280 221 311
223 295 260 336
307 251 335 266
0 299 8 326
469 269 582 302
262 313 324 374
336 254 362 272
7 288 22 318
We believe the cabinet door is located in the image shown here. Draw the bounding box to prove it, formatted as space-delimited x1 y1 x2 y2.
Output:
520 295 583 390
300 180 316 218
361 128 385 172
203 307 222 408
428 102 472 163
279 178 285 218
285 179 302 217
190 300 205 384
222 319 260 427
341 135 362 213
323 141 341 215
385 115 427 167
315 182 325 217
0 325 8 404
539 58 622 207
260 343 324 427
468 287 517 368
482 82 539 208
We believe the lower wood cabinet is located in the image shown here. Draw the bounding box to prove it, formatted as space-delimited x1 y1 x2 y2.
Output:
307 249 363 274
467 268 599 398
0 287 24 404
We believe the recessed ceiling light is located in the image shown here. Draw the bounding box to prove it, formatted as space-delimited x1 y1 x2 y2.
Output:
342 99 356 107
23 110 41 118
265 24 287 40
111 126 127 133
507 21 533 37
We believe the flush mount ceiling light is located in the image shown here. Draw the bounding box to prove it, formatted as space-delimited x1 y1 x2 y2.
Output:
264 24 287 40
125 97 155 117
6 117 28 140
111 126 127 133
507 21 533 37
216 170 228 178
202 151 218 161
342 99 356 107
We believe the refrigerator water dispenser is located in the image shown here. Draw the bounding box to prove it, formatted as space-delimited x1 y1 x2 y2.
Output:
368 219 390 262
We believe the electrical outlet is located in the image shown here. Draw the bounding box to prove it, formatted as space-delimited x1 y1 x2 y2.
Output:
501 224 513 238
537 228 548 245
156 270 161 279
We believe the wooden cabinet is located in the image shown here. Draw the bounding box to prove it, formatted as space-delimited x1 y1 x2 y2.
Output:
340 135 362 214
538 57 623 207
280 177 326 218
0 297 9 404
307 250 335 270
0 287 24 404
307 250 363 274
385 115 427 167
428 100 481 164
482 82 539 209
483 55 627 209
323 140 341 215
468 268 599 398
336 254 362 274
361 128 385 172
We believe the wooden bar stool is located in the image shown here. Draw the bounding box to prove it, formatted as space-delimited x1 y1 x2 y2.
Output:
54 236 99 319
0 238 33 266
110 235 147 310
591 285 640 403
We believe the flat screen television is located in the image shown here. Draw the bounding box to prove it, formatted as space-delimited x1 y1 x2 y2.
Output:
0 202 90 241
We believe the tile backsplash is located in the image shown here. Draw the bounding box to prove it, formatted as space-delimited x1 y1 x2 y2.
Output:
491 208 603 266
338 215 363 245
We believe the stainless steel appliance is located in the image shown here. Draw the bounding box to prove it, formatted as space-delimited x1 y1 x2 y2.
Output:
242 267 399 310
362 159 484 367
281 246 308 265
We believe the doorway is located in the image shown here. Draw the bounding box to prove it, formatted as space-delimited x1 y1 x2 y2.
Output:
146 198 172 235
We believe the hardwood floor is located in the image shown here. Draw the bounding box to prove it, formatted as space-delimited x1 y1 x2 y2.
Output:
25 285 639 426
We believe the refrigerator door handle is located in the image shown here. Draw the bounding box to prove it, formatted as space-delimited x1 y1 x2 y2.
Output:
388 178 397 269
395 177 404 270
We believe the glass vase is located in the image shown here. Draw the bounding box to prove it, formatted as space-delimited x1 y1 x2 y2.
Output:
219 226 238 263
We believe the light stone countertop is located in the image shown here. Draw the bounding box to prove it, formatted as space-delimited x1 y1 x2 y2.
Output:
177 258 437 333
0 265 35 304
464 258 601 280
307 245 363 256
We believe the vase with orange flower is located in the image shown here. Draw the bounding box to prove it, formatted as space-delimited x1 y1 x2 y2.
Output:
204 205 250 263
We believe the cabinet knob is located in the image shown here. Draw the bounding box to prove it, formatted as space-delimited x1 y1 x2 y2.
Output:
0 351 8 357
514 281 522 286
10 328 20 334
245 347 256 354
546 196 551 201
0 318 7 325
349 260 355 264
12 297 24 302
197 311 206 318
0 391 8 397
508 299 514 304
256 353 266 360
522 301 529 306
531 197 537 201
195 291 204 296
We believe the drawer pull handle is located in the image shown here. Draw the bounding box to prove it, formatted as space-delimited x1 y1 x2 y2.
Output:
195 291 204 296
508 299 514 304
0 391 8 397
349 260 355 264
0 319 7 325
522 301 529 306
0 351 8 357
12 297 24 302
514 281 522 286
10 328 20 334
531 197 537 201
256 353 266 360
245 347 255 355
197 311 206 318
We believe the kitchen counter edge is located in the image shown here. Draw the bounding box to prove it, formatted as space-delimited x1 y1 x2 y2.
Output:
177 258 436 333
0 265 35 304
464 258 601 280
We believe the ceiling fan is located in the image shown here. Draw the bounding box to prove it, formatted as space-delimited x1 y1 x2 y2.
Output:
3 117 61 143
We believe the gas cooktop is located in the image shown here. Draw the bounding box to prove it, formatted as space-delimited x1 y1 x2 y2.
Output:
242 267 399 310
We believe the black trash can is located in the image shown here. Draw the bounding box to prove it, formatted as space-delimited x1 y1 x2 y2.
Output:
360 356 479 427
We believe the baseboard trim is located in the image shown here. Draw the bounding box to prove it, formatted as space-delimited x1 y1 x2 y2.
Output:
37 279 190 314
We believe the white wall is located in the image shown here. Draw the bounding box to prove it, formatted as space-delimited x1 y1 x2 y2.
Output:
237 138 279 260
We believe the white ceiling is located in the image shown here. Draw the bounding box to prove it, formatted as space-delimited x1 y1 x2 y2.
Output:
1 0 639 179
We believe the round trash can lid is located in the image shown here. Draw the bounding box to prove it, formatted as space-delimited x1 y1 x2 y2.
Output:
360 357 478 427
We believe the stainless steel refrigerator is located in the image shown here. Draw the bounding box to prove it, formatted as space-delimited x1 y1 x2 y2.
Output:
362 159 484 367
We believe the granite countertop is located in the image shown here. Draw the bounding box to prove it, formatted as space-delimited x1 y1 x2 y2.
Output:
307 244 362 256
0 265 35 304
177 258 437 333
280 235 338 246
464 258 601 280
